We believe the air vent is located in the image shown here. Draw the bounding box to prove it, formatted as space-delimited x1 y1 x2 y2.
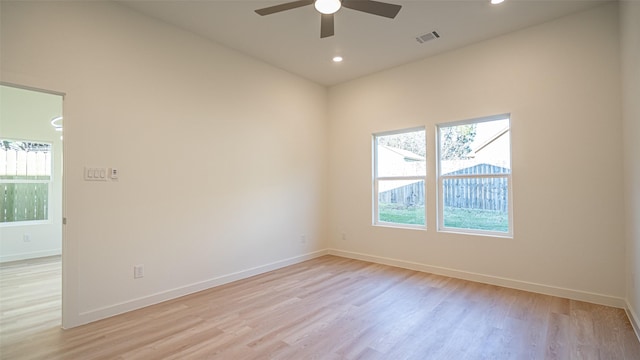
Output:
416 31 440 44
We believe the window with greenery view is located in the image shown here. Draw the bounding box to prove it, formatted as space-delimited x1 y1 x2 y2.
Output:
437 115 512 236
0 139 52 223
373 128 426 228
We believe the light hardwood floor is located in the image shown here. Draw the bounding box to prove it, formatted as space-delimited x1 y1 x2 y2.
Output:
1 255 639 359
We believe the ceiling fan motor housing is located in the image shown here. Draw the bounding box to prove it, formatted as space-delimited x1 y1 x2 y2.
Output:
255 0 402 38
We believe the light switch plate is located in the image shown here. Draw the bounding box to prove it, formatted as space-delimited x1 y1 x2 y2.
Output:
84 167 108 181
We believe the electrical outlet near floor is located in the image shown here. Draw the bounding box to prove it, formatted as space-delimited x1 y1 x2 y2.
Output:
133 265 144 279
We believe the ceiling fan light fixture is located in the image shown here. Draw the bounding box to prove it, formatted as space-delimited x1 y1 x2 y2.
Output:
314 0 341 15
254 0 401 38
50 116 63 131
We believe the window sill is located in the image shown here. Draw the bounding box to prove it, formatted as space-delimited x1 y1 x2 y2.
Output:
373 223 426 231
0 220 53 228
438 228 513 239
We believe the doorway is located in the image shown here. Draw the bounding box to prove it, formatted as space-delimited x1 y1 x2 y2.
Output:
0 84 64 333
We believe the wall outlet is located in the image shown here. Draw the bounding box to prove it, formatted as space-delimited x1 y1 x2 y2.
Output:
23 234 31 242
300 235 307 244
134 265 144 279
341 232 347 241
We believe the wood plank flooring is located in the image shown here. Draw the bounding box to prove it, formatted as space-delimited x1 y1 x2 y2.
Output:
0 255 61 347
1 255 639 359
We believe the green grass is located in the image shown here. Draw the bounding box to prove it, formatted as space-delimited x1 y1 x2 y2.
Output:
378 203 508 232
443 207 508 232
378 203 425 225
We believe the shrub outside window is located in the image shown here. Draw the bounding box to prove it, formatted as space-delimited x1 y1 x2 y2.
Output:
0 139 52 223
437 115 512 237
373 127 426 228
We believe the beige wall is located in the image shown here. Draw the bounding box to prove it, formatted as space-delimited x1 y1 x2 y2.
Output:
328 3 625 305
2 0 636 330
1 1 328 327
621 0 640 332
0 86 63 262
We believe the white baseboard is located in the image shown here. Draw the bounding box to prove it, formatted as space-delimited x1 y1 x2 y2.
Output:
68 250 328 329
626 300 640 342
0 249 61 263
328 249 627 309
67 248 631 329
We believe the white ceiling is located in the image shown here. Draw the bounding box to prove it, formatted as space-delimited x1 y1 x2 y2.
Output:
121 0 610 86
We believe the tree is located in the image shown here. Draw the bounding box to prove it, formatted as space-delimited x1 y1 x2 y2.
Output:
377 130 425 157
440 124 476 160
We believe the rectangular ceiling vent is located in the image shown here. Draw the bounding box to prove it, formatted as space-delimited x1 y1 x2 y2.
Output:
416 31 440 44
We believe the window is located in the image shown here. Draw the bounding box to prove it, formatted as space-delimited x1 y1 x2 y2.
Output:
373 127 426 228
437 115 512 236
0 139 52 223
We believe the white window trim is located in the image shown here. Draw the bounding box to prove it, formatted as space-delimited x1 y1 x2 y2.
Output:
436 114 513 238
372 126 426 230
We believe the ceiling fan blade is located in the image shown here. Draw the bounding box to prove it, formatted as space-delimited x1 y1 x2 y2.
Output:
341 0 402 19
320 13 335 38
255 0 314 16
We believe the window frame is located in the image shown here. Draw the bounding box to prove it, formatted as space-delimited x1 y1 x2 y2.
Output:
0 139 53 226
436 114 513 238
372 126 427 230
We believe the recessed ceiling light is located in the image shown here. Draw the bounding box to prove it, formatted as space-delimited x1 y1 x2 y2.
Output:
332 56 343 63
491 0 505 4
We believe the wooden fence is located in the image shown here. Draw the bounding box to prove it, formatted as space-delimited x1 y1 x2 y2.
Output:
0 182 49 222
442 177 508 212
378 181 425 207
379 164 509 211
442 163 509 212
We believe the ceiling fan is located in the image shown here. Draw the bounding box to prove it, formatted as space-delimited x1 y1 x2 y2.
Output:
255 0 402 38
